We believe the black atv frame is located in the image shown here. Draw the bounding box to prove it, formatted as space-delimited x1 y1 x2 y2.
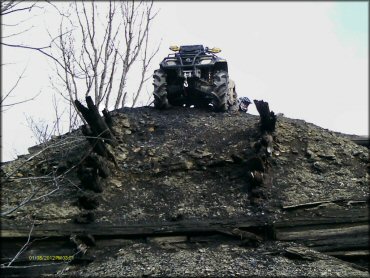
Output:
161 45 228 73
153 45 236 111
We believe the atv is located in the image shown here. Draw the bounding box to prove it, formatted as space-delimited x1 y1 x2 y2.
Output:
152 45 238 112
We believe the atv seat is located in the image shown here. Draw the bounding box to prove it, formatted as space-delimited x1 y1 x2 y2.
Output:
179 45 204 54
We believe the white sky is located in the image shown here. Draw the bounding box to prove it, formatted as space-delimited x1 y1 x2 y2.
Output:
1 1 369 162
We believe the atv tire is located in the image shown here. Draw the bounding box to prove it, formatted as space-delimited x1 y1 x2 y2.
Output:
227 79 239 111
212 70 229 112
153 69 169 109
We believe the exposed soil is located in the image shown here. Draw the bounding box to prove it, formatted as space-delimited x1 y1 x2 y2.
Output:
1 106 369 277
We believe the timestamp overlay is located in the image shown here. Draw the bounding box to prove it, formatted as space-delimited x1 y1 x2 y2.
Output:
28 255 74 261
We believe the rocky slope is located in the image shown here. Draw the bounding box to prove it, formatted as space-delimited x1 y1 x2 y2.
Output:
1 105 369 277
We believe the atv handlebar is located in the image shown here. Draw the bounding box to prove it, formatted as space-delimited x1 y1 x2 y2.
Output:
169 45 221 54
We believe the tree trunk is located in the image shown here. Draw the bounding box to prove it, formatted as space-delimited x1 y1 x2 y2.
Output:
75 96 117 147
254 100 276 133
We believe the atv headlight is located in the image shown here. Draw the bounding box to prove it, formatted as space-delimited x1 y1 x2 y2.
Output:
165 60 177 66
208 47 221 53
199 59 212 65
169 45 180 51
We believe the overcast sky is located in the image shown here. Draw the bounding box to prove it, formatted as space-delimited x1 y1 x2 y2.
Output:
1 1 368 162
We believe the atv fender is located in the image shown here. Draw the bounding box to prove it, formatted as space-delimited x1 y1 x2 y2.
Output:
214 61 228 72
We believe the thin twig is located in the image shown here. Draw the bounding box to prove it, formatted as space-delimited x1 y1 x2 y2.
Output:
3 222 35 267
1 42 76 77
1 190 38 217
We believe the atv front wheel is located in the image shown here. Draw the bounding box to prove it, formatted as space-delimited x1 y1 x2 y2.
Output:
212 70 229 112
227 79 239 111
153 69 169 109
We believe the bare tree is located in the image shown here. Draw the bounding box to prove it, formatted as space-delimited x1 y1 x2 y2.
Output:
51 0 159 111
0 1 77 111
1 1 71 69
1 1 159 164
1 1 42 110
131 23 160 107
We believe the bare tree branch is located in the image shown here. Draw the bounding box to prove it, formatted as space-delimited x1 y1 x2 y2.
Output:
2 222 35 267
1 190 38 217
52 0 159 112
1 65 27 104
2 25 34 39
1 92 40 109
1 42 76 76
1 62 41 111
1 1 39 16
132 28 161 107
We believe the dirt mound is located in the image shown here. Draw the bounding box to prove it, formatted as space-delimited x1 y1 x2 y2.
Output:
1 105 368 276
